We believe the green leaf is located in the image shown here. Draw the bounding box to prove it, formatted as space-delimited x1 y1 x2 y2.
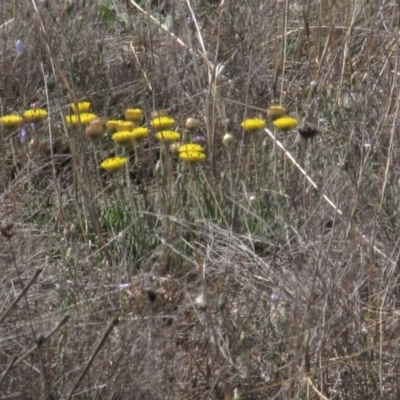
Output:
98 5 116 23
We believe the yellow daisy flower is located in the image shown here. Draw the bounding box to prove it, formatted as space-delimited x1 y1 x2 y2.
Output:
106 120 124 133
0 114 23 128
155 130 180 142
178 143 204 153
131 127 149 142
266 105 285 121
100 157 127 173
124 108 143 122
66 113 97 126
150 116 175 131
65 115 78 125
112 131 136 147
79 113 97 125
241 118 266 132
273 116 298 131
179 151 206 164
117 121 134 131
23 109 48 122
70 101 91 114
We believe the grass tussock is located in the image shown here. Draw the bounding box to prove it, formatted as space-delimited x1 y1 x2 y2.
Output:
1 0 400 398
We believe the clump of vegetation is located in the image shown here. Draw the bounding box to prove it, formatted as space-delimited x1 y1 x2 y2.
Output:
1 0 400 398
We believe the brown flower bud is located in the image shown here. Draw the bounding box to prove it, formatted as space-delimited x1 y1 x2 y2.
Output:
185 117 200 131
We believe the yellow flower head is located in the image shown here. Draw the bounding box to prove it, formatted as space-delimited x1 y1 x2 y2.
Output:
78 113 97 125
112 131 136 147
131 127 149 142
178 143 204 153
106 120 124 133
0 114 23 129
117 121 134 131
241 118 266 132
100 157 127 173
124 108 143 122
267 105 285 121
273 116 298 131
70 101 91 114
155 130 180 142
179 151 206 164
66 113 97 126
23 109 48 122
150 116 175 131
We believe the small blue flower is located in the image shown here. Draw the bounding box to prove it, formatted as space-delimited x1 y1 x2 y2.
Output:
192 135 206 143
20 128 28 143
16 40 25 55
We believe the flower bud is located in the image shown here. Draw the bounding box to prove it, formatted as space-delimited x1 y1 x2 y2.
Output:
155 159 162 174
222 133 233 147
29 138 38 150
192 135 206 144
267 105 285 121
327 84 335 97
86 123 105 141
224 118 233 132
20 128 28 144
185 117 200 131
16 40 25 55
169 142 182 156
195 292 207 310
239 331 246 344
233 388 242 400
218 298 226 312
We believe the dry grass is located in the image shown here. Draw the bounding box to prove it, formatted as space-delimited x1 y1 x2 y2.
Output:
1 0 400 398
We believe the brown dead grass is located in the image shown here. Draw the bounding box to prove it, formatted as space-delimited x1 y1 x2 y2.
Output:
2 0 400 399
